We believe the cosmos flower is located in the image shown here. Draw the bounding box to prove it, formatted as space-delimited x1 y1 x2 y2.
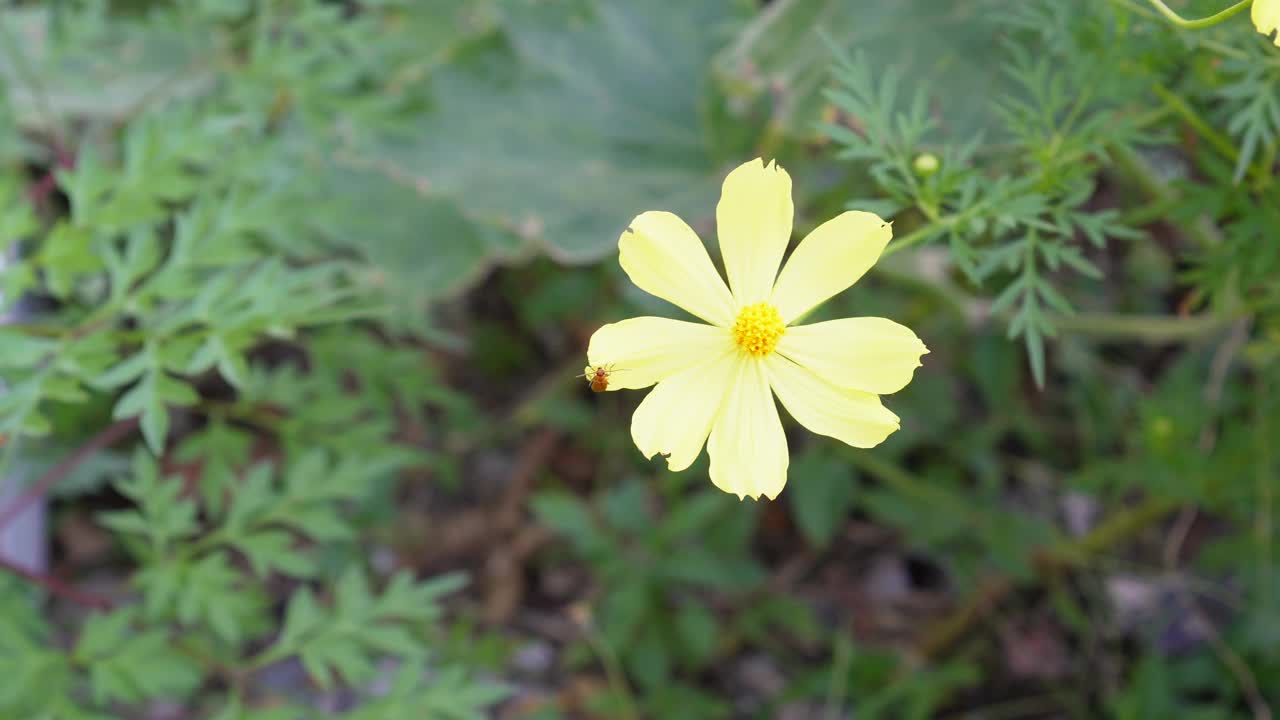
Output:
584 159 927 500
1256 0 1280 46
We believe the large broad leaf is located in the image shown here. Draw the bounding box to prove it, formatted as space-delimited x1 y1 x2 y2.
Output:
713 0 1009 139
362 0 756 262
321 165 525 306
0 8 210 126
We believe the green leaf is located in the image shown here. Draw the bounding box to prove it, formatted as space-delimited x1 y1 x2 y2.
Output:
322 170 522 306
0 7 209 125
0 178 38 248
76 609 201 705
0 330 57 369
38 222 101 299
237 530 316 578
531 491 607 556
627 625 672 690
674 601 719 667
223 462 276 530
137 378 169 455
602 481 652 535
270 571 466 689
279 588 325 650
162 552 264 644
661 545 761 590
1024 323 1047 389
655 490 730 545
101 450 199 553
100 345 152 392
112 360 197 454
345 660 506 720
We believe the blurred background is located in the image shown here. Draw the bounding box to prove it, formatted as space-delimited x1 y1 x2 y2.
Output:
0 0 1278 718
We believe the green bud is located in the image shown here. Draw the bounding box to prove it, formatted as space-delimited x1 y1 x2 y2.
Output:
913 153 940 176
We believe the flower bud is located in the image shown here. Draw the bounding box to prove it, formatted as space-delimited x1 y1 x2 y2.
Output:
913 153 940 176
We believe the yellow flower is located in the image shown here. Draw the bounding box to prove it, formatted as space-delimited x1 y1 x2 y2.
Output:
586 158 927 500
1258 0 1280 45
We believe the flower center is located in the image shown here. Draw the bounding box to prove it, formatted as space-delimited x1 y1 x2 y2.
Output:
732 302 785 357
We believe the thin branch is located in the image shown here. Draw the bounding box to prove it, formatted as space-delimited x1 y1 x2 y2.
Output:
579 616 642 720
1164 507 1273 720
850 453 1180 665
0 417 139 532
1199 318 1251 450
915 495 1179 661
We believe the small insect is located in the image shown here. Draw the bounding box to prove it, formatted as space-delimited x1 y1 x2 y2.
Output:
580 364 619 393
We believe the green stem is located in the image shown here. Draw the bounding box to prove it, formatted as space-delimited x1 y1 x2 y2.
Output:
1054 496 1180 566
1139 0 1253 29
1151 83 1274 188
1255 141 1276 192
1117 193 1182 227
1255 386 1275 615
823 626 854 720
584 625 642 720
1052 310 1234 342
882 201 991 258
1151 83 1239 165
881 221 940 257
1110 143 1222 250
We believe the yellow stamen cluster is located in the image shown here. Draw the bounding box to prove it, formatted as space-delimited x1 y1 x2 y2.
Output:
732 302 785 357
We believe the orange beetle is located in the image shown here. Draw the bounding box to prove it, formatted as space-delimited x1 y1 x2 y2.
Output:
580 365 617 393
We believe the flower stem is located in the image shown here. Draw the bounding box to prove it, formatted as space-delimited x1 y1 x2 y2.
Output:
1139 0 1253 29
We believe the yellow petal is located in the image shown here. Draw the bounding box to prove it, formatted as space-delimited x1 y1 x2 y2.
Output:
778 317 927 395
716 158 794 305
1256 0 1280 45
631 350 736 472
587 317 732 391
770 211 892 324
619 211 736 327
707 357 789 500
766 354 900 449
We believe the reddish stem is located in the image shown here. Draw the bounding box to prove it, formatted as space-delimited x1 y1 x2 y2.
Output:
0 554 112 610
26 146 75 206
0 417 139 532
26 171 58 204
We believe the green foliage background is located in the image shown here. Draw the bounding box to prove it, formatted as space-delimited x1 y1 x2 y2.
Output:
0 0 1277 718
